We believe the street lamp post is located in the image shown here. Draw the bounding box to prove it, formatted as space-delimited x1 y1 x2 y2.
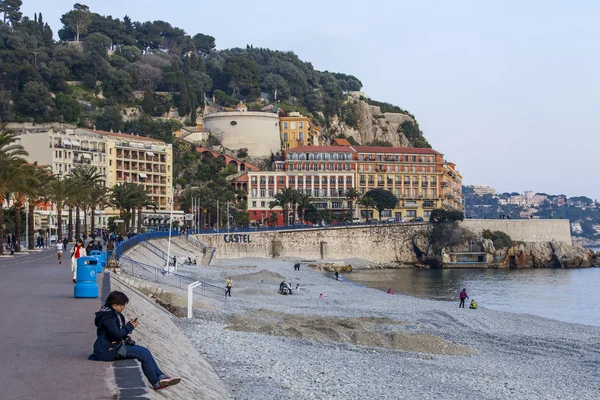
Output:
25 197 29 250
166 191 175 271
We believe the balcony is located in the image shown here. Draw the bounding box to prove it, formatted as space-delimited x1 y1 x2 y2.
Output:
404 181 410 186
377 182 385 186
422 183 428 188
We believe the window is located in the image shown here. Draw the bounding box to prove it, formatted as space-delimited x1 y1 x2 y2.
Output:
337 189 344 197
109 160 112 166
381 210 392 217
289 177 295 184
261 201 266 207
314 189 319 197
378 155 382 161
268 177 274 184
306 177 312 184
251 176 257 183
406 210 417 218
284 132 288 142
260 189 266 197
251 189 257 198
308 153 314 160
299 122 304 129
283 122 288 129
322 177 327 184
252 201 256 207
424 211 432 218
338 177 343 184
332 202 343 209
330 177 335 184
278 177 284 184
291 122 296 129
346 163 351 171
412 156 417 162
330 189 336 197
269 189 274 197
321 189 327 197
299 132 304 141
289 164 294 171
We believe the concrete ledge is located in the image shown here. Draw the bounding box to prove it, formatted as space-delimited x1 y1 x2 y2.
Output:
111 276 231 399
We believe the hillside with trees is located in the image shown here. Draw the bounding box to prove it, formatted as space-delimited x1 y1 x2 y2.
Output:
0 2 430 149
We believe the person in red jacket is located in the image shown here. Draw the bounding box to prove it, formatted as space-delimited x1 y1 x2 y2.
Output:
459 288 469 308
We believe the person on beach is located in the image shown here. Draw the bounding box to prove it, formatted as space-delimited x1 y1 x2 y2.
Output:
470 299 478 309
89 291 181 391
56 239 64 264
296 284 300 294
387 288 395 295
459 288 469 308
334 271 339 280
319 293 324 298
294 262 300 271
71 239 87 283
225 276 233 297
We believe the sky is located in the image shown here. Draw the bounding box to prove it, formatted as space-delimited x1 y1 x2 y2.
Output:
22 0 600 200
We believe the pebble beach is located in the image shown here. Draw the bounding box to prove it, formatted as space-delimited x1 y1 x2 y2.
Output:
174 258 600 400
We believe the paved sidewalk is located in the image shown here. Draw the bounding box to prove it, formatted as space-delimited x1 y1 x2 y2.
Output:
0 250 116 400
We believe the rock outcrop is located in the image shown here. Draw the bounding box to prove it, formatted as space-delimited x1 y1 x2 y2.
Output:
327 95 415 146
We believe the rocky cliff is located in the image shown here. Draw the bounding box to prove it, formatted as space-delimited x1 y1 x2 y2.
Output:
325 93 420 147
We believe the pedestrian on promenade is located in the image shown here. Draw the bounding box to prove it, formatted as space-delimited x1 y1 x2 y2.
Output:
89 291 181 391
56 239 64 264
335 271 339 280
459 288 469 308
225 276 233 297
86 241 95 254
106 239 115 258
71 239 87 283
294 262 300 271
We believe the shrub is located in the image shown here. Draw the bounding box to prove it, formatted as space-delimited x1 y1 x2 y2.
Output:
237 148 248 158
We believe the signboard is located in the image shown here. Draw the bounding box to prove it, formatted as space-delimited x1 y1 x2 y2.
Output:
114 219 125 223
223 234 252 243
184 214 193 221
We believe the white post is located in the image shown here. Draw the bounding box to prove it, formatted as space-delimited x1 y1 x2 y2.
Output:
216 200 219 233
25 197 29 250
187 281 202 319
227 201 230 232
166 191 174 271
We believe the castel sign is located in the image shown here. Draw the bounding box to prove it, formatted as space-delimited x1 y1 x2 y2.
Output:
223 234 252 243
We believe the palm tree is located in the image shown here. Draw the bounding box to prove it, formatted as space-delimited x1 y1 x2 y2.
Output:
0 125 29 254
272 188 299 226
64 177 79 241
23 164 52 250
70 166 104 238
296 193 314 224
358 196 376 222
110 182 138 234
344 188 361 220
49 176 70 241
88 183 109 235
132 184 157 234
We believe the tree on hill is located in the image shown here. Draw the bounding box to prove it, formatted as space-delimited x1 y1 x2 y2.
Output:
365 189 397 221
60 3 91 42
0 0 22 26
224 56 261 99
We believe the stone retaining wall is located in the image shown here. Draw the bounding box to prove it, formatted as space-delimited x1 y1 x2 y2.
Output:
461 219 572 244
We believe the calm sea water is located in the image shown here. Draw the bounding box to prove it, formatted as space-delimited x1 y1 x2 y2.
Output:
347 255 600 327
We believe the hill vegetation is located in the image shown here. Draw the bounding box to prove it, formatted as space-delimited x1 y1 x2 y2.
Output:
0 2 429 148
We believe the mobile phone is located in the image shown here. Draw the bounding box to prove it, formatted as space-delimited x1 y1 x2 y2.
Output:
132 317 138 322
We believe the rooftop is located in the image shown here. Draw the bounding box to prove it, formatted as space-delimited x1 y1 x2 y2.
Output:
353 146 441 155
287 146 356 153
81 129 165 143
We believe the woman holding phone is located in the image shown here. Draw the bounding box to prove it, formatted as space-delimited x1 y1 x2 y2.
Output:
89 291 180 391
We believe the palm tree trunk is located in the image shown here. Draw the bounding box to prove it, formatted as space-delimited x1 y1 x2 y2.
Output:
68 207 73 241
283 206 289 226
137 207 142 234
75 205 81 240
83 205 88 238
57 207 63 240
28 204 35 250
14 203 21 252
131 206 136 233
0 202 4 255
90 206 96 235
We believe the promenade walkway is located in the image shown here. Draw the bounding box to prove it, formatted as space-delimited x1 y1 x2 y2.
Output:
0 250 116 400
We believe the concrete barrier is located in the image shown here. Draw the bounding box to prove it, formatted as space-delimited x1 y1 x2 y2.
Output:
110 277 230 399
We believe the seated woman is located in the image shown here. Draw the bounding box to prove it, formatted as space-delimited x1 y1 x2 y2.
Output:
469 299 478 309
89 291 181 391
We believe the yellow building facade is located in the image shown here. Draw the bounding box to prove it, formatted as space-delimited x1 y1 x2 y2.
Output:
280 112 320 150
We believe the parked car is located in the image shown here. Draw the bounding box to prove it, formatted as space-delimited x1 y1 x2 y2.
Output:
384 218 397 223
412 217 424 222
352 218 361 224
368 219 380 224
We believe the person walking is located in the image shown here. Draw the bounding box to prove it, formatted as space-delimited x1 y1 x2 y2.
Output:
294 262 300 271
459 288 469 308
225 276 233 297
106 239 115 258
89 291 181 391
71 239 87 283
56 239 64 264
334 271 339 280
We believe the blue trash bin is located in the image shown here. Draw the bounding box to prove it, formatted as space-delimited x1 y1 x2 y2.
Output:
89 250 104 272
74 257 99 298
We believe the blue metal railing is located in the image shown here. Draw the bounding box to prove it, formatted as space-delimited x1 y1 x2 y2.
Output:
114 231 181 260
119 255 226 300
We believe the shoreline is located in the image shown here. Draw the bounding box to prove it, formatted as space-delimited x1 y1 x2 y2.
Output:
174 257 600 399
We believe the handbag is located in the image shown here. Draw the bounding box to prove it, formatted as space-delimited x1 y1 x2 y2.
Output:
115 340 127 360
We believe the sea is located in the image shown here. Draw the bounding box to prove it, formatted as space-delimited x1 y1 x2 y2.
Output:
347 247 600 327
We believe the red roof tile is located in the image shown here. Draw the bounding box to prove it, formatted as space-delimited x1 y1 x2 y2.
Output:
332 138 352 146
287 146 355 153
353 146 440 155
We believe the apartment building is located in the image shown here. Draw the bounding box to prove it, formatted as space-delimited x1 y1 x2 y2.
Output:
280 112 320 150
244 145 462 225
17 128 174 228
